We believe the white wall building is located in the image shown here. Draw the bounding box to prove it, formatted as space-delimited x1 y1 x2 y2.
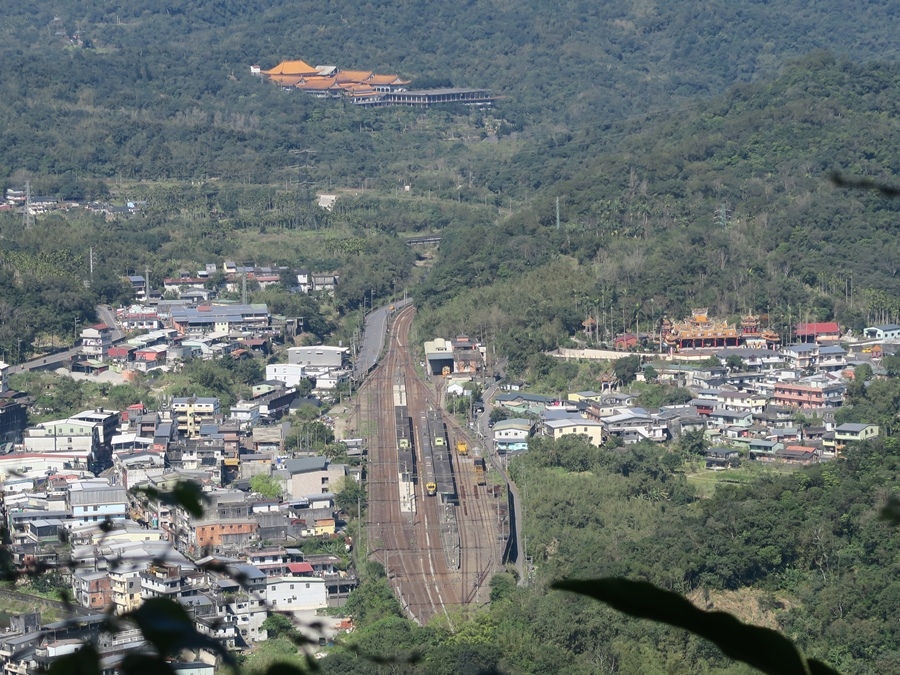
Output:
266 576 328 612
287 346 347 369
265 363 308 388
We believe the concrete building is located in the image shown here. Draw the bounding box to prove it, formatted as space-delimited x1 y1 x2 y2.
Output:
829 423 880 453
863 324 900 341
172 397 221 437
286 346 347 369
541 418 605 445
68 482 128 525
266 575 328 612
283 457 346 497
23 419 100 456
492 418 532 453
79 324 112 361
265 363 309 388
423 338 454 375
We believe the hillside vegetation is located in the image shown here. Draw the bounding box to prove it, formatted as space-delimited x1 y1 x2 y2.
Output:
1 0 898 187
418 55 900 371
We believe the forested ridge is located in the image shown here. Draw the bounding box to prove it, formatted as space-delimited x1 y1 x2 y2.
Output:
418 55 900 371
1 0 899 185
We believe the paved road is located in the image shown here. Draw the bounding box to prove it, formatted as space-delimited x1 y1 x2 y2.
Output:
354 298 412 379
96 304 124 341
8 305 124 375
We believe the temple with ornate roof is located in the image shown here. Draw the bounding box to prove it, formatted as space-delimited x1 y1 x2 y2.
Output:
661 309 780 351
256 58 491 106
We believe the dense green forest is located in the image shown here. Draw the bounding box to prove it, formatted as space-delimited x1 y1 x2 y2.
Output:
1 0 898 186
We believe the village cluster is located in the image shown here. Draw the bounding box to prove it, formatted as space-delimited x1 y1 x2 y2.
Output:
466 311 894 466
0 265 362 671
0 266 894 671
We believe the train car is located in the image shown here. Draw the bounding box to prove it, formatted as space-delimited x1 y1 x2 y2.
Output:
456 439 468 456
427 411 457 502
474 456 487 486
395 406 411 450
420 414 437 495
396 406 415 481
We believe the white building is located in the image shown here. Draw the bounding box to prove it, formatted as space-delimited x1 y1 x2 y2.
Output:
287 346 347 369
68 482 128 525
493 418 532 453
265 363 308 388
23 419 100 455
80 324 112 361
266 575 328 612
863 324 900 341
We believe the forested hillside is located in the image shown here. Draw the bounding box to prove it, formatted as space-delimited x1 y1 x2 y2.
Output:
1 0 898 186
418 55 900 372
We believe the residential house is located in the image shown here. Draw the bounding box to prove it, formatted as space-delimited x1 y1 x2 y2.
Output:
716 348 785 372
794 322 841 344
818 345 847 372
707 408 753 429
266 363 309 389
541 418 605 445
567 391 603 403
600 408 669 444
282 457 346 498
748 438 783 459
72 570 112 610
493 392 556 415
716 390 767 414
774 445 821 464
109 567 143 615
863 324 900 341
311 273 339 293
492 418 532 453
782 344 819 371
829 423 880 453
266 575 328 613
773 378 846 409
172 397 221 437
703 447 741 469
79 324 112 361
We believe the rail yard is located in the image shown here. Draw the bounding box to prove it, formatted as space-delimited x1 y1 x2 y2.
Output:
360 305 503 624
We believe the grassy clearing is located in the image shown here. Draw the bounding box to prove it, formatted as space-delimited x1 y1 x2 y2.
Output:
686 461 797 498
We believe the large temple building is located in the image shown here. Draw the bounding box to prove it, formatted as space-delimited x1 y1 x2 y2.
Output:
661 309 780 352
254 59 493 107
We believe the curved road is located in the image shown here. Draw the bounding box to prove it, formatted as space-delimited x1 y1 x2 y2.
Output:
7 305 124 375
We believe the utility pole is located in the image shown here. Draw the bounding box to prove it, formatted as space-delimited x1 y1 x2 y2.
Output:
241 273 247 305
23 181 34 229
89 247 94 288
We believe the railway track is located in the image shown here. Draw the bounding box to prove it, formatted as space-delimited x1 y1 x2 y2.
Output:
360 305 501 624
